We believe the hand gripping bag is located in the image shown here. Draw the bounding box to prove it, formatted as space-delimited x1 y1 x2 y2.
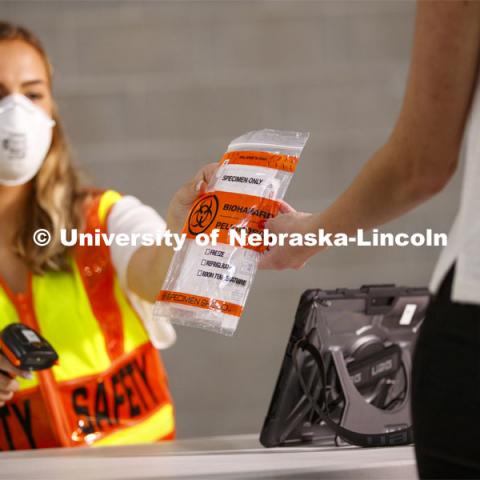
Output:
153 129 309 335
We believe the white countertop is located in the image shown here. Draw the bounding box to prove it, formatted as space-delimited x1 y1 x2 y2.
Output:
0 434 417 480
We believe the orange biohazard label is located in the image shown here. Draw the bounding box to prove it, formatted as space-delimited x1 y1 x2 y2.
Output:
183 191 279 253
157 291 243 317
186 194 220 236
220 150 298 173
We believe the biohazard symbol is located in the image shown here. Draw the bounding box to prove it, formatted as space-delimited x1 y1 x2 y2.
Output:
188 194 219 235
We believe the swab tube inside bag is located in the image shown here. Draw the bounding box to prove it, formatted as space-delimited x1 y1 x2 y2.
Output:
153 129 309 335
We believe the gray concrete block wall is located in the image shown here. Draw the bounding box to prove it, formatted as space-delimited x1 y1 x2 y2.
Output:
2 1 460 438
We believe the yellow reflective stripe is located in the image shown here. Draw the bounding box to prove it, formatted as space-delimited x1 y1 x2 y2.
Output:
98 190 122 227
92 403 174 447
113 277 149 354
0 286 19 328
0 287 39 390
17 373 39 390
32 258 111 382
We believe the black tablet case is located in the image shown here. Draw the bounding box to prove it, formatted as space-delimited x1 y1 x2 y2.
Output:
260 284 430 448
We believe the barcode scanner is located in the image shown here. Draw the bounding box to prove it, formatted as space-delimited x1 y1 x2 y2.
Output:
0 324 58 376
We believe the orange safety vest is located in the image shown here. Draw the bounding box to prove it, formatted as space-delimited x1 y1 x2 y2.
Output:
0 190 175 451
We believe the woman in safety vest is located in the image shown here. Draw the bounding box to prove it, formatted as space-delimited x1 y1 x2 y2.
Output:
0 21 216 450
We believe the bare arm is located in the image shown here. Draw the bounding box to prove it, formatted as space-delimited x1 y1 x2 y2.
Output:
260 1 480 269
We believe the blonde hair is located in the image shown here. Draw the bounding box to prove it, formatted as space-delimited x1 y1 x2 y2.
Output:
0 21 87 274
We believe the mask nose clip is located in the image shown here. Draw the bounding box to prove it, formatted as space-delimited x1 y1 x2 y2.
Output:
0 94 55 125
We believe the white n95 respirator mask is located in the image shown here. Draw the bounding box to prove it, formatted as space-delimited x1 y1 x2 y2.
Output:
0 94 55 186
